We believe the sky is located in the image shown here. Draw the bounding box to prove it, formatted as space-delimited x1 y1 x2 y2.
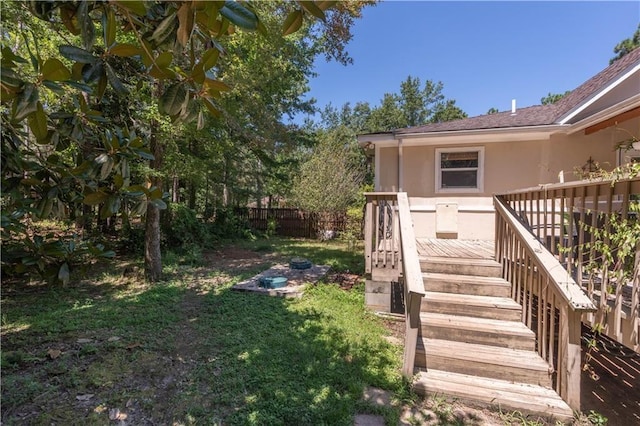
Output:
294 1 640 123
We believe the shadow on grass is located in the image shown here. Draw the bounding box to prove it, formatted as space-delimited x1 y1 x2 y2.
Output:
1 247 404 425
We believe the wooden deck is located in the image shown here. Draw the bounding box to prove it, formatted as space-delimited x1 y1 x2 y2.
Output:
416 239 495 260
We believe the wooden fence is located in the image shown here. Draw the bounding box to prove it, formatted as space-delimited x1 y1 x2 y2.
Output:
234 208 347 239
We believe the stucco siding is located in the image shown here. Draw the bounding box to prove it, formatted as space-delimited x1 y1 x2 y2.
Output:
377 147 398 191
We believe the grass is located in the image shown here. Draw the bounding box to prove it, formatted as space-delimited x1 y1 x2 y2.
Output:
1 237 405 425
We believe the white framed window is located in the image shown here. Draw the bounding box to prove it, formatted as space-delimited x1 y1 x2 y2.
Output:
435 147 484 193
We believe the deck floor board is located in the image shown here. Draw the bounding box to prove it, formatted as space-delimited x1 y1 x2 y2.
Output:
416 239 494 260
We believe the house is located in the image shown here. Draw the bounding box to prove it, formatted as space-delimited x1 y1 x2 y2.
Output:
359 49 640 420
358 48 640 240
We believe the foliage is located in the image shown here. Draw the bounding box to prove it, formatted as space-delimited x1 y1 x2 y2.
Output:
212 207 252 240
1 0 374 283
487 107 499 114
161 202 209 249
587 410 608 425
610 23 640 64
541 91 571 105
290 127 365 214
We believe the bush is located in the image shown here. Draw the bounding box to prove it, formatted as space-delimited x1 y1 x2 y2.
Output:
161 203 209 249
211 207 252 240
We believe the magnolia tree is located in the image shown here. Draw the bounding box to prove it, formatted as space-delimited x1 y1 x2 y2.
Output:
1 0 373 282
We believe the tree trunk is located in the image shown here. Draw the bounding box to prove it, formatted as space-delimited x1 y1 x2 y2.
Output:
188 180 197 210
145 119 163 282
172 175 179 203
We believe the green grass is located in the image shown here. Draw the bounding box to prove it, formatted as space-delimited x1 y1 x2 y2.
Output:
1 238 405 425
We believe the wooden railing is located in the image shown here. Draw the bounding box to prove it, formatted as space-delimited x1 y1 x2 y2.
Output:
364 192 425 377
494 196 597 409
498 177 640 352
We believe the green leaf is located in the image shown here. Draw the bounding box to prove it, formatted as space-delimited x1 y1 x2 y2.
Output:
63 80 94 93
13 82 39 121
316 1 338 11
155 51 173 69
201 47 221 71
41 58 71 81
151 13 178 45
104 63 129 95
220 1 258 30
159 83 189 116
204 78 230 92
103 6 116 48
149 198 167 210
59 45 97 64
100 157 114 180
282 10 303 36
114 0 147 16
42 80 64 94
83 191 109 205
132 148 155 161
109 44 142 57
28 102 49 143
202 97 221 118
58 262 70 286
299 1 326 21
82 61 104 84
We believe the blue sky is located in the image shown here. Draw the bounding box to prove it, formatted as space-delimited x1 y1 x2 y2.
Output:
297 1 639 122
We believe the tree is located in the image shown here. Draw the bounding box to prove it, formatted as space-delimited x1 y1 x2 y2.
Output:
487 107 499 115
541 91 571 105
1 1 373 283
290 127 365 214
431 99 467 123
610 23 640 64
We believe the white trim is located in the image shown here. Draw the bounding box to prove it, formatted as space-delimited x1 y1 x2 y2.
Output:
559 63 640 125
565 94 640 135
435 146 485 194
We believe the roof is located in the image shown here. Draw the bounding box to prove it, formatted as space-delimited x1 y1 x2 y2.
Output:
391 47 640 136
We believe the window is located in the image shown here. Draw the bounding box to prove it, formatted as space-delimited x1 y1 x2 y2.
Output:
435 147 484 193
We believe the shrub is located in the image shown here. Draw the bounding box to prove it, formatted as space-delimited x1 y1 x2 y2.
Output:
161 203 209 249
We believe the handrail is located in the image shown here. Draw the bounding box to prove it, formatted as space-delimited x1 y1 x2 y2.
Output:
397 193 427 377
494 195 596 410
364 192 425 378
494 197 596 311
498 176 640 197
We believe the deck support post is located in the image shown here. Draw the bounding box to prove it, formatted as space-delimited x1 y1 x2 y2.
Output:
559 305 582 410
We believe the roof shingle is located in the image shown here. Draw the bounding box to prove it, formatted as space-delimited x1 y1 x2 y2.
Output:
394 47 640 135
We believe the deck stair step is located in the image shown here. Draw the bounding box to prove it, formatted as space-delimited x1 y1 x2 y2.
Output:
415 338 552 387
422 291 522 321
413 370 573 420
420 257 502 277
423 272 511 297
420 312 535 350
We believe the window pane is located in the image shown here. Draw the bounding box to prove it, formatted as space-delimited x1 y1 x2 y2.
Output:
442 170 477 188
441 152 478 168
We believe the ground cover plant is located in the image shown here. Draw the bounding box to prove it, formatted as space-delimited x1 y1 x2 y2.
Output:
1 238 406 425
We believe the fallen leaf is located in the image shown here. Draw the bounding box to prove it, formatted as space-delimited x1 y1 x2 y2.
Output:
76 394 94 401
47 348 62 359
109 408 127 420
94 404 107 414
107 336 121 342
77 338 93 344
126 342 141 350
125 398 133 408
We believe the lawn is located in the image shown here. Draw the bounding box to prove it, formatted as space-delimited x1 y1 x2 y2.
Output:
1 238 408 425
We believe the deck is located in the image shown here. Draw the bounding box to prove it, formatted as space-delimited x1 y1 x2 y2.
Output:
416 238 494 260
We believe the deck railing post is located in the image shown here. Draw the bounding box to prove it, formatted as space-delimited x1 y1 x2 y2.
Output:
559 306 582 410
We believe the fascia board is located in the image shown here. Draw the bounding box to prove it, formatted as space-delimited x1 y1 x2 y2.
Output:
558 63 640 125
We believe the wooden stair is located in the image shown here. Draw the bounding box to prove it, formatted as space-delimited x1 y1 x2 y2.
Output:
412 256 573 420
